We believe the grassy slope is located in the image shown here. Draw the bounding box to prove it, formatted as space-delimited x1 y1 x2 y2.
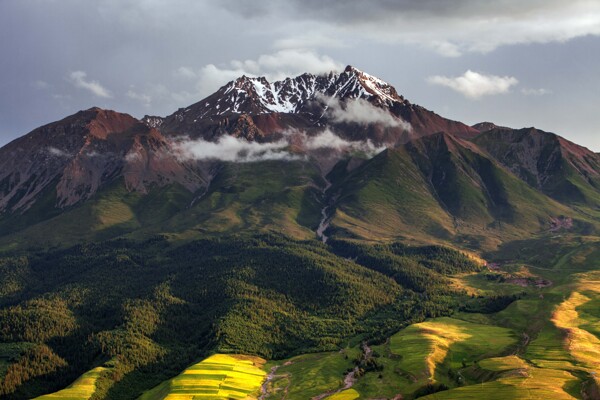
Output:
422 243 599 399
473 129 600 210
329 147 455 245
6 235 599 399
156 160 324 241
351 318 517 399
263 350 358 399
0 159 325 251
0 180 194 251
1 140 596 255
329 144 587 251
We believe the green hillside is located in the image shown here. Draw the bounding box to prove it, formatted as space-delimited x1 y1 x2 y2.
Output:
328 134 591 250
473 128 600 212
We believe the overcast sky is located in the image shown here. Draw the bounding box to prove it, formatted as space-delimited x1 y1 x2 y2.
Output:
1 0 599 150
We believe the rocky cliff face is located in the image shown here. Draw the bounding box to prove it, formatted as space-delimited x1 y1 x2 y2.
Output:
0 108 203 213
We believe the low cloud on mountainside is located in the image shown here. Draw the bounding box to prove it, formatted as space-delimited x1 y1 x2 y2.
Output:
173 97 405 163
323 96 412 131
173 129 386 163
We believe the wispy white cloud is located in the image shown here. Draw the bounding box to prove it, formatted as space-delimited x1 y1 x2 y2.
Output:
68 71 112 98
521 88 552 96
300 129 386 157
31 80 50 90
173 66 198 80
172 128 387 163
222 1 600 57
273 33 347 50
428 70 518 99
177 49 344 97
47 146 70 157
126 88 152 106
173 135 293 162
124 151 143 162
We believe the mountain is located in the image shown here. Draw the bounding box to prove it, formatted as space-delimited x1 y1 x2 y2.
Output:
0 67 598 251
153 65 478 144
473 127 600 209
0 108 202 215
471 121 510 132
323 132 581 250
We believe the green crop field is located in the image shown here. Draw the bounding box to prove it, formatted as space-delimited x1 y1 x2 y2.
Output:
262 350 358 400
389 317 517 379
139 354 266 400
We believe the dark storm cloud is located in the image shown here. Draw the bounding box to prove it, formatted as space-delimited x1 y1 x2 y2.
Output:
218 0 597 24
217 0 600 56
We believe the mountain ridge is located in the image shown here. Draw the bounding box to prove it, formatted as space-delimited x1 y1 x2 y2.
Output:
154 65 478 143
0 67 599 251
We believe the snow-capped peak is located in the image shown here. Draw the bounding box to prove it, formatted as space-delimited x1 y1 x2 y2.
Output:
180 66 405 120
340 65 402 104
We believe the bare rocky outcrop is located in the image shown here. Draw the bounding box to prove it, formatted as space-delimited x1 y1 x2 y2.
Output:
0 108 204 213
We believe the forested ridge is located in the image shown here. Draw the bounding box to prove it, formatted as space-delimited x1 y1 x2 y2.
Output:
0 235 506 399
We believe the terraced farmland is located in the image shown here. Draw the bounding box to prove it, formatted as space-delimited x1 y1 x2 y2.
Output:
33 367 107 400
327 388 360 399
139 354 266 400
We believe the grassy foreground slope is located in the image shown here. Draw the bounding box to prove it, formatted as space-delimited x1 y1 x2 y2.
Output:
3 235 598 399
32 367 107 400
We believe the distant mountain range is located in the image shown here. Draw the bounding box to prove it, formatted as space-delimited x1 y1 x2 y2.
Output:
1 65 599 251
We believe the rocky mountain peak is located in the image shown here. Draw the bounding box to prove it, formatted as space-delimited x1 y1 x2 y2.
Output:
172 66 406 123
336 65 404 105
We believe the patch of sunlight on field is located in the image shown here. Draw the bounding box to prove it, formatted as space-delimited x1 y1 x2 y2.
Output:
478 355 528 372
551 291 600 387
93 198 137 231
139 354 266 400
33 366 107 400
327 388 360 400
389 317 517 379
573 271 600 292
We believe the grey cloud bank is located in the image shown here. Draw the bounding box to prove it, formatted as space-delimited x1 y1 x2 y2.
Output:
0 0 599 151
